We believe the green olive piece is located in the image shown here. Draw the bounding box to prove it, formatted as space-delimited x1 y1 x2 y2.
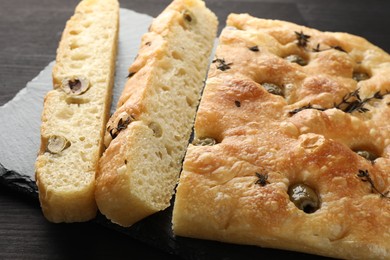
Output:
355 150 378 161
192 137 216 146
47 135 70 154
352 71 369 82
288 183 320 213
61 76 89 95
262 83 284 96
284 54 307 66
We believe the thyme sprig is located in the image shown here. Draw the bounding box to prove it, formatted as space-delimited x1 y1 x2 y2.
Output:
289 89 390 115
289 103 326 115
255 172 269 186
335 89 390 113
331 45 347 53
312 43 321 52
212 57 233 71
312 43 346 53
357 170 390 198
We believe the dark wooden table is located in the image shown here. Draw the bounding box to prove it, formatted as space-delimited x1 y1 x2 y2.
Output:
1 0 389 259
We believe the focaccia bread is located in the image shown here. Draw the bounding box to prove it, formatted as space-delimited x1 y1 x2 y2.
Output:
95 0 218 227
173 13 390 259
35 0 119 222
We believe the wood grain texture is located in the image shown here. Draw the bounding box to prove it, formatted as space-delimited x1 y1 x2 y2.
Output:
0 0 389 259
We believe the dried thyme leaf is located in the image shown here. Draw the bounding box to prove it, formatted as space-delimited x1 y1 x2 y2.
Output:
289 103 326 115
331 45 347 53
336 89 390 113
311 43 347 53
357 169 390 198
289 89 390 115
295 31 310 48
312 43 321 52
255 172 269 186
212 57 233 71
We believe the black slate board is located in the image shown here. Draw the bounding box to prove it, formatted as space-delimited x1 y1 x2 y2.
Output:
2 3 389 259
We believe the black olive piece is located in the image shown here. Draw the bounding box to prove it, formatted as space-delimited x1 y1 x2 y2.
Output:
288 183 320 213
262 83 284 96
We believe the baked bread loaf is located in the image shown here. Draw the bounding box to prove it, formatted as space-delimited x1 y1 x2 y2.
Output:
35 0 119 223
95 0 218 227
173 14 390 259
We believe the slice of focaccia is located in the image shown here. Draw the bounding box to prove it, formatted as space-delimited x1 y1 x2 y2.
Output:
95 0 218 227
35 0 119 223
173 13 390 259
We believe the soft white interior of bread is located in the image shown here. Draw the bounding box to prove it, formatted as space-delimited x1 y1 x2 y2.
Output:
95 0 218 226
35 0 119 223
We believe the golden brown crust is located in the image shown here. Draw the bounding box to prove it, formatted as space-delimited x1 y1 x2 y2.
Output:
173 14 390 259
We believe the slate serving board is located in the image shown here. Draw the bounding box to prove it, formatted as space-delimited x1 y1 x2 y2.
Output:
0 7 331 260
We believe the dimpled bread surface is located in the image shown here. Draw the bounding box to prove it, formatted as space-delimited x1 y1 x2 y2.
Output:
173 13 390 259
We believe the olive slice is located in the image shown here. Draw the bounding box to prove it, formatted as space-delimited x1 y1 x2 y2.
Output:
107 112 135 140
262 83 284 97
284 54 307 66
352 71 370 82
46 135 70 154
192 137 216 146
288 183 320 213
61 76 90 95
355 150 378 161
